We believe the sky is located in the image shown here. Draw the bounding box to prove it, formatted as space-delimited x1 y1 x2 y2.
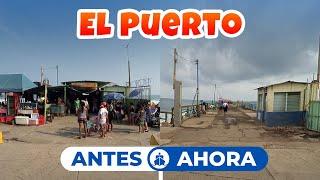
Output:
159 0 320 101
0 1 319 100
0 0 177 96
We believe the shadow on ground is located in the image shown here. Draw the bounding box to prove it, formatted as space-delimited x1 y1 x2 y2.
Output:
36 127 79 138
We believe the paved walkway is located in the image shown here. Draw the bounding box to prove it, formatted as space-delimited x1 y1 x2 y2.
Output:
161 108 320 180
0 116 159 180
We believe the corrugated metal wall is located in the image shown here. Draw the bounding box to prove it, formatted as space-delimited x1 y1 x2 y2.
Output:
307 101 320 132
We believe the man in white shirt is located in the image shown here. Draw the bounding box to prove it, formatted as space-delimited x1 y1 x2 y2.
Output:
223 102 229 115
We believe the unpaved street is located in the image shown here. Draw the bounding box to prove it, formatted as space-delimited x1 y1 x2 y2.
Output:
0 116 159 180
161 108 320 180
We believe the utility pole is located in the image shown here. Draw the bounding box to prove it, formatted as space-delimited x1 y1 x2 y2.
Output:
56 65 59 86
317 35 320 82
196 59 199 116
173 48 177 89
172 48 182 126
126 44 131 88
214 84 216 105
44 80 48 123
317 36 320 100
40 66 44 86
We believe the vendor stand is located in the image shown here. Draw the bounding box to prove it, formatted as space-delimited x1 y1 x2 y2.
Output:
0 74 44 125
16 99 39 125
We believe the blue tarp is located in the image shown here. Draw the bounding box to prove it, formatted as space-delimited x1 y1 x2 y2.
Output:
103 92 125 100
129 88 143 98
0 74 37 93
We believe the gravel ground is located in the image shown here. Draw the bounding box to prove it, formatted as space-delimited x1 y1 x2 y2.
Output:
161 108 320 180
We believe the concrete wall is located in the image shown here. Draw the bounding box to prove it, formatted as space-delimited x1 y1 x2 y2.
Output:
264 111 306 127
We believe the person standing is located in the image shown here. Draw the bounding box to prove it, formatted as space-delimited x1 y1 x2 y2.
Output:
83 98 90 111
107 102 114 132
144 103 150 132
128 103 135 125
138 105 146 133
98 102 108 138
74 98 80 115
77 101 88 139
115 102 121 123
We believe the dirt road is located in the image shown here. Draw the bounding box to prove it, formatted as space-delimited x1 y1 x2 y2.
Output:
0 116 159 180
161 108 320 180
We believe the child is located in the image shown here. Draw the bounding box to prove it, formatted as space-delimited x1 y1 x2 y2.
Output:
86 119 94 136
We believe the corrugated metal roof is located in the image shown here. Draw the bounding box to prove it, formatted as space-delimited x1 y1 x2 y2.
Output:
256 81 308 90
0 74 36 92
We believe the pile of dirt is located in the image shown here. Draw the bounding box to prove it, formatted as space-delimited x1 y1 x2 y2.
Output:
161 122 173 127
263 126 320 139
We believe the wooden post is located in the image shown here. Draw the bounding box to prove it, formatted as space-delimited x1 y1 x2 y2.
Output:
44 83 48 123
196 59 199 117
64 85 67 104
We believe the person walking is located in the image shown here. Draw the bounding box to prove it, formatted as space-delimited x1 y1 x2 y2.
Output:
223 101 229 115
77 101 88 139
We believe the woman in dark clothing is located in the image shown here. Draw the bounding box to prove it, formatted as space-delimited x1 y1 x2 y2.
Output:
107 103 113 132
77 102 88 139
128 103 135 125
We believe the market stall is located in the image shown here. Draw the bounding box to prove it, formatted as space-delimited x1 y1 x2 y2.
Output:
24 86 68 117
0 74 44 125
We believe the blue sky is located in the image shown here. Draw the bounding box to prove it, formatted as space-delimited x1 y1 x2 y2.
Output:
0 0 188 95
1 1 320 100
